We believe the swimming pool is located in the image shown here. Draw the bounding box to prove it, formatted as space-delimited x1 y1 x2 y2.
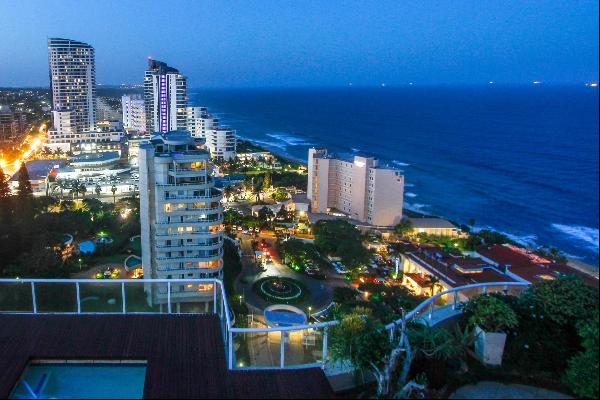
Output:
79 241 96 254
10 362 147 399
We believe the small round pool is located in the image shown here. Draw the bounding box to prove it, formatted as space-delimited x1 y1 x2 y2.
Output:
125 255 142 270
264 304 308 327
79 241 96 254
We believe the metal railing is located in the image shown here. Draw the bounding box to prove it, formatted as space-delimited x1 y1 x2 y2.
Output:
0 279 528 372
224 281 530 370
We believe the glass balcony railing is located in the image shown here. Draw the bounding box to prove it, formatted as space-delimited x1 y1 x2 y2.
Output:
0 279 529 372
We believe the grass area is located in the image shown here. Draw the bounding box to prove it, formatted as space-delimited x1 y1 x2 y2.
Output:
128 236 142 255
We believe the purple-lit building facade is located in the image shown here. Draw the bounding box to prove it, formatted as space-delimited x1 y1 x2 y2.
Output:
144 59 188 134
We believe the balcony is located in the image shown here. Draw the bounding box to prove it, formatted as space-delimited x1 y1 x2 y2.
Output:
155 216 224 226
0 279 528 375
156 248 224 262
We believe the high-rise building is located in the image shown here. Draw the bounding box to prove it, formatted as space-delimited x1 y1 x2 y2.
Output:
185 107 236 160
206 128 237 161
139 130 224 304
144 59 188 134
122 94 147 133
96 97 122 122
47 38 96 133
186 106 219 138
0 105 27 143
307 147 404 226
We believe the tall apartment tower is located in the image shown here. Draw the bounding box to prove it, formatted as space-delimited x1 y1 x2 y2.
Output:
144 59 188 134
122 94 147 133
185 106 219 138
47 38 96 133
307 147 404 226
139 130 224 305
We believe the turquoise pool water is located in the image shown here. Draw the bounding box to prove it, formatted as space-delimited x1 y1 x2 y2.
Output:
10 363 146 399
79 241 96 254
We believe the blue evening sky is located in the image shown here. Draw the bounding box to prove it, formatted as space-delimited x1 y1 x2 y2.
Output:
0 0 598 87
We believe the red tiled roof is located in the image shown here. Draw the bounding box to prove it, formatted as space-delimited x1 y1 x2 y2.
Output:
477 244 598 288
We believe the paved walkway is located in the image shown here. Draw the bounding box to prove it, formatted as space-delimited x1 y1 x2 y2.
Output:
450 381 572 399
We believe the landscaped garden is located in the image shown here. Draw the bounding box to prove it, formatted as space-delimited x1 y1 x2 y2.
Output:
327 275 599 399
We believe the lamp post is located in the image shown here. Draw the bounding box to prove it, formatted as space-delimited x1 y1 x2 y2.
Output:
78 258 82 271
308 306 312 321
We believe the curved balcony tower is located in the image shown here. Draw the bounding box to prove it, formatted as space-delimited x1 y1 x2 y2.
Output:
139 130 224 305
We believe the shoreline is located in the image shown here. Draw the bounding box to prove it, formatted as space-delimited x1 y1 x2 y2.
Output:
236 138 600 274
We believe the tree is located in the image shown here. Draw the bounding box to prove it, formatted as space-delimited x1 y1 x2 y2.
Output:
521 276 598 325
423 274 442 296
257 206 274 223
394 219 413 237
0 167 10 198
111 184 118 203
313 220 371 269
328 308 391 396
270 187 289 202
262 172 271 192
16 162 33 198
223 186 234 202
463 294 519 332
95 184 102 197
564 309 599 398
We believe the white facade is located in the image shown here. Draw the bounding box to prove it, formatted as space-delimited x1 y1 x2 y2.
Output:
122 94 147 133
307 147 404 226
186 106 219 138
206 128 236 161
96 97 121 121
144 59 187 134
48 38 96 133
45 119 123 154
139 131 224 304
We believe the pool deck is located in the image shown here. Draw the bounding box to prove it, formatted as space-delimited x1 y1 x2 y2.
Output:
0 314 334 399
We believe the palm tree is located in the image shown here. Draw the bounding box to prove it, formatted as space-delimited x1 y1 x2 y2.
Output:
70 179 81 199
423 274 442 296
111 184 118 203
79 182 87 198
223 186 233 202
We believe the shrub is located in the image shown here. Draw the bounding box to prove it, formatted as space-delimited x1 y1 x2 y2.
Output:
464 294 518 332
521 276 598 325
564 309 599 398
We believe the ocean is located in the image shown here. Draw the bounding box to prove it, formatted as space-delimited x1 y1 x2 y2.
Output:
189 86 599 266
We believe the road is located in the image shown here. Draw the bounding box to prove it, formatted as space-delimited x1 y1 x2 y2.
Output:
233 232 350 315
0 123 48 176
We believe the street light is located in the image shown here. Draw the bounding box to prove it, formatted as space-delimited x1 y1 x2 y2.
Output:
78 258 82 271
308 306 312 320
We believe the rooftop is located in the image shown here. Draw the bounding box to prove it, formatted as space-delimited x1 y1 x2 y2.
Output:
0 314 334 399
407 217 458 230
71 151 121 163
9 159 66 182
477 244 598 287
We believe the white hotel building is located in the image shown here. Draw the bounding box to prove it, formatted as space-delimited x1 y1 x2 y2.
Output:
186 106 236 161
122 94 147 134
139 131 224 304
307 148 404 227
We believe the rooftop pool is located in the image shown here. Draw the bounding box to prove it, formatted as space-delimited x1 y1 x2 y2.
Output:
10 361 147 399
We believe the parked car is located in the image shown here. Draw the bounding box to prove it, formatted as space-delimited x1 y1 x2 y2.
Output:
332 261 348 274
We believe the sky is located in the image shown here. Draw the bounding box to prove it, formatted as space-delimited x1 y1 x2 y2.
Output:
0 0 598 88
